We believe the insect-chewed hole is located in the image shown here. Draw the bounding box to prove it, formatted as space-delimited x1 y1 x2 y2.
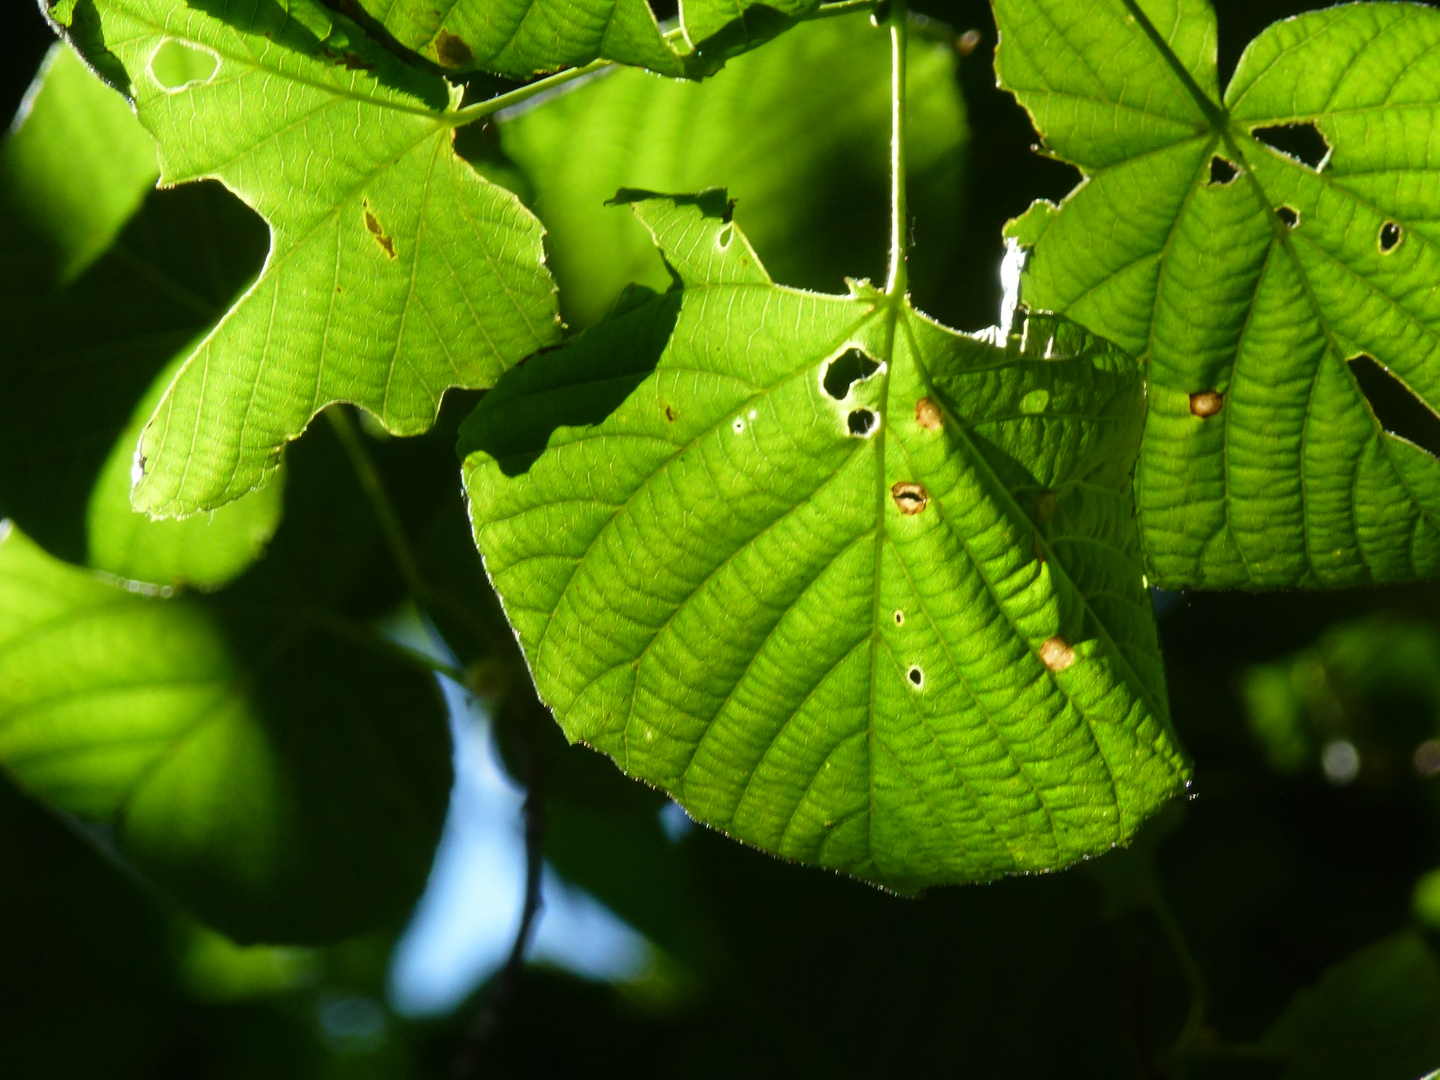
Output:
1380 222 1403 253
718 224 733 249
823 348 880 399
847 409 877 436
1348 353 1440 458
1189 390 1224 418
732 417 745 434
1276 205 1300 229
1207 155 1240 185
1251 121 1330 170
894 610 905 626
149 38 219 91
907 666 924 687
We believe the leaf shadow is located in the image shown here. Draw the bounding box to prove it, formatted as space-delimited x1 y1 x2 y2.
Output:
457 286 681 477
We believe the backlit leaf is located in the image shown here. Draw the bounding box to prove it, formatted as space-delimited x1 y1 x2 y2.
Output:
462 193 1188 890
997 0 1440 589
52 0 560 517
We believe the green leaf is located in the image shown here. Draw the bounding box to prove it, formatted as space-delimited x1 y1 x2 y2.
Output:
461 193 1188 890
996 0 1440 589
0 523 451 944
86 352 286 589
53 0 560 517
0 43 157 289
362 0 687 77
1264 930 1440 1080
500 14 965 328
0 46 277 581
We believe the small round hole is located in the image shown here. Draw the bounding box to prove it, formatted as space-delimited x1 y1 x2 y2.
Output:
848 409 877 436
732 417 744 434
907 666 923 687
1276 205 1299 228
894 610 904 626
1380 221 1402 253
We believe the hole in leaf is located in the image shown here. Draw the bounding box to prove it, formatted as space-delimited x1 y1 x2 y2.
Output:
907 666 923 687
717 225 733 249
1207 155 1239 185
732 417 745 434
823 348 880 399
1276 205 1299 229
1040 636 1075 672
1189 390 1224 418
891 481 928 515
149 39 218 91
1348 354 1440 457
894 610 904 626
1251 122 1330 170
915 398 942 430
848 409 877 436
1381 222 1403 253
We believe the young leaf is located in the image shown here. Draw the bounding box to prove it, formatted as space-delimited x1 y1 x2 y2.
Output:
500 15 965 328
0 523 451 944
997 0 1440 589
361 0 687 77
51 0 560 518
462 193 1188 890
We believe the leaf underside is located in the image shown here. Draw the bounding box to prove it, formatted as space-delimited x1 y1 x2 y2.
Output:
998 0 1440 589
462 193 1188 891
54 0 560 518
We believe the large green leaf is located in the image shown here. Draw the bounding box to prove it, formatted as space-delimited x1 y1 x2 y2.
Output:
50 0 560 518
500 14 964 328
0 522 451 943
461 193 1188 890
1264 931 1440 1080
997 0 1440 589
0 44 280 586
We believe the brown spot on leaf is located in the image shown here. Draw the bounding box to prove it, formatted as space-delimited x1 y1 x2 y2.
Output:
891 482 928 515
915 397 942 431
1031 533 1047 564
1035 489 1058 523
435 29 475 68
1039 636 1075 672
362 201 396 259
956 29 981 55
665 405 676 422
1189 390 1223 418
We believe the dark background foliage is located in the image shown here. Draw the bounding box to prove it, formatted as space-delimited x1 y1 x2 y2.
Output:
4 1 1440 1077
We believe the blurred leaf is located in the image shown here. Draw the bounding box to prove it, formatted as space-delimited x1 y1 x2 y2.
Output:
501 15 964 328
1265 930 1440 1080
462 192 1187 891
0 43 156 290
996 0 1440 588
0 523 452 943
178 922 321 1002
53 0 559 517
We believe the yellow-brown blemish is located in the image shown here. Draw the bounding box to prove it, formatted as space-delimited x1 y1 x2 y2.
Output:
891 481 928 515
915 398 942 431
362 201 396 259
435 29 475 67
1039 635 1075 672
1189 390 1223 418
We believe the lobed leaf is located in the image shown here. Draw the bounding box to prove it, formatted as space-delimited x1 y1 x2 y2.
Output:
500 15 965 328
998 0 1440 589
462 193 1188 890
0 523 451 944
51 0 560 518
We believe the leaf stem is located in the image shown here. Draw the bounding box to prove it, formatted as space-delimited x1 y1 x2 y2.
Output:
884 0 909 300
